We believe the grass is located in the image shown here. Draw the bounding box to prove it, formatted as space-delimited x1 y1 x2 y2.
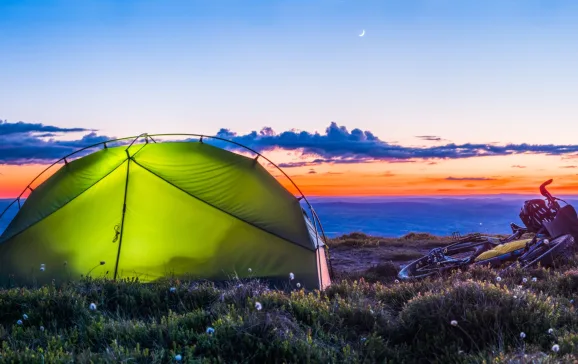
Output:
1 233 578 363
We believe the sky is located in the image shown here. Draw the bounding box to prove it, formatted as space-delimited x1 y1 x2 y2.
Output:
2 0 578 198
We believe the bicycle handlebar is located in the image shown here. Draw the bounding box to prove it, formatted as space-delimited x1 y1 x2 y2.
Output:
540 179 560 210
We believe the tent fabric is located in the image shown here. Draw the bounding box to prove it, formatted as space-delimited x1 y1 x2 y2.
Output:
0 141 331 290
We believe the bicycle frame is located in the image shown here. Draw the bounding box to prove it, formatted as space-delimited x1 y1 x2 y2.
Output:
398 178 575 280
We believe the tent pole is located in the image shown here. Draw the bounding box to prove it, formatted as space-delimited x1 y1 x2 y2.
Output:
113 155 131 281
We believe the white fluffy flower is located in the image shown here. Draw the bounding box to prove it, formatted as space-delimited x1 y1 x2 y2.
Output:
16 319 23 325
206 327 215 335
169 287 176 293
255 302 262 311
296 283 301 288
175 354 182 361
520 332 526 339
532 277 537 282
450 320 458 326
496 276 502 282
89 303 97 311
552 344 560 352
522 278 528 283
40 326 45 332
22 314 28 320
289 272 295 280
248 268 252 273
548 328 554 334
395 279 400 284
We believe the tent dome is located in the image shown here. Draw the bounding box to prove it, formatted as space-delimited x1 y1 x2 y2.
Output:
0 138 331 289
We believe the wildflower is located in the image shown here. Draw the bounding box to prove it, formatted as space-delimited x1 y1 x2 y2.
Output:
548 328 554 334
296 283 301 288
552 344 560 352
450 320 458 326
169 287 176 293
40 263 45 272
248 268 252 273
89 303 97 311
496 276 502 282
522 278 528 283
39 326 45 332
22 314 28 320
361 337 367 342
395 279 400 284
513 295 517 299
175 354 182 361
255 302 262 311
16 320 23 325
206 327 215 335
532 277 537 282
520 332 526 339
289 272 295 280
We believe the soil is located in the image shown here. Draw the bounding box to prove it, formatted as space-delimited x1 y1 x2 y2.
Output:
328 244 432 275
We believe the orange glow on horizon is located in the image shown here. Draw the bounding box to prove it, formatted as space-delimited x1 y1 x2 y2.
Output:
2 153 578 199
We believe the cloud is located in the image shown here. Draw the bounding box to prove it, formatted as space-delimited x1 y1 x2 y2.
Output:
382 171 395 177
0 119 90 135
308 169 317 174
0 120 116 165
512 165 527 168
213 122 578 165
7 119 578 169
560 165 578 168
415 135 443 142
445 177 496 181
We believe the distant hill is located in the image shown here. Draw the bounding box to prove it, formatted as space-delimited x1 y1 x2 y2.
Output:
5 196 576 238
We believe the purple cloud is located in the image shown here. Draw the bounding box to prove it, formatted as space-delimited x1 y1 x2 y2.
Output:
415 135 445 142
5 119 578 168
0 119 90 135
213 122 578 165
0 120 115 165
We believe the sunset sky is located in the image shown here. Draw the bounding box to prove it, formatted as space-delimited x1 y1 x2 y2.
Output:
2 0 578 198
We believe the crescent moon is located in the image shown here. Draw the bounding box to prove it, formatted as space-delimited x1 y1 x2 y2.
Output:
359 30 365 37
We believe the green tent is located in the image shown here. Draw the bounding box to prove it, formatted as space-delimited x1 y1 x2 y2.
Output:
0 139 331 290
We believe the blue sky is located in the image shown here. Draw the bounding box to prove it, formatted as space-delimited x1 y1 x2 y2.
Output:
2 0 578 146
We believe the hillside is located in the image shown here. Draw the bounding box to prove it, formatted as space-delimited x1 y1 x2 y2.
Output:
0 233 577 363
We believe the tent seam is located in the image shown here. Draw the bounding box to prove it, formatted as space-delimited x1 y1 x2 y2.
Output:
113 155 131 280
130 159 316 252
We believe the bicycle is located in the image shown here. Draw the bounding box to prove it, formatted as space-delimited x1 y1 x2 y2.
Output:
397 179 578 281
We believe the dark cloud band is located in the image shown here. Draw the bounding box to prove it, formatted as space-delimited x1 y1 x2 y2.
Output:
2 120 578 166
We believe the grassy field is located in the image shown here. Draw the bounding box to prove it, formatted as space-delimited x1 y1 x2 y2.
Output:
0 233 577 363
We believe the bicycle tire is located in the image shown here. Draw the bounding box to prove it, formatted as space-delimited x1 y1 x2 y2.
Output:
517 234 574 269
398 240 495 280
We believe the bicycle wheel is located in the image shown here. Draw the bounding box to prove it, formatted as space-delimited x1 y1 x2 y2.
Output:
517 234 574 269
398 239 495 280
